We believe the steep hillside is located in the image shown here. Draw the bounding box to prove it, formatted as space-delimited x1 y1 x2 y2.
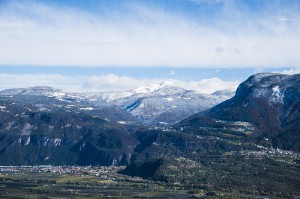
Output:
178 73 300 151
0 96 137 166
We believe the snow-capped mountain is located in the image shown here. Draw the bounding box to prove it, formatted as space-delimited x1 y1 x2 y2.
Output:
0 86 138 124
235 73 300 105
112 82 234 125
97 81 178 102
132 81 175 94
178 73 300 152
0 82 235 125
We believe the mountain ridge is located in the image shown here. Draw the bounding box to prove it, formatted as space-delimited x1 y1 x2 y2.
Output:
178 73 300 152
0 83 235 125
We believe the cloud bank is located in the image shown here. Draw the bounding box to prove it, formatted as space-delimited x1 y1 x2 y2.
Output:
0 73 239 94
0 0 299 68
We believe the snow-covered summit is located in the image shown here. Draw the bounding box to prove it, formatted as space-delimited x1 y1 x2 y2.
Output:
248 73 279 83
236 73 300 104
113 83 234 125
133 81 175 94
96 81 178 102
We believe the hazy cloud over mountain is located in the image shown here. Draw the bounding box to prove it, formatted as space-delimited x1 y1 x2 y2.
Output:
0 73 238 94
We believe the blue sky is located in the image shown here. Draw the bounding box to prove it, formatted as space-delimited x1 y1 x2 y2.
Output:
0 66 291 81
0 0 299 92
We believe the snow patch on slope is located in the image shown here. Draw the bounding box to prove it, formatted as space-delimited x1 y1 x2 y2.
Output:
164 97 173 101
271 85 284 103
21 123 34 135
79 107 94 111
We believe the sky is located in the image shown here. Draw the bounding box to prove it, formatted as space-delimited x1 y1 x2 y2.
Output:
0 0 299 93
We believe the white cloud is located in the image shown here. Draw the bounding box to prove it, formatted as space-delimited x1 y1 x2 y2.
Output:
0 73 238 94
277 68 300 75
82 74 162 92
0 1 299 68
173 78 239 94
0 74 85 92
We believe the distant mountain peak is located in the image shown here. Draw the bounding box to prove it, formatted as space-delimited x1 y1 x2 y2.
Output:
212 88 236 97
133 81 175 94
0 86 64 97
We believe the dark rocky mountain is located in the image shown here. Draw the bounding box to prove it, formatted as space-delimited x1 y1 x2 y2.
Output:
0 95 137 166
178 73 300 152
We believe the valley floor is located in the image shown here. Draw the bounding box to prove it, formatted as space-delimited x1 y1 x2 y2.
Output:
0 157 299 199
